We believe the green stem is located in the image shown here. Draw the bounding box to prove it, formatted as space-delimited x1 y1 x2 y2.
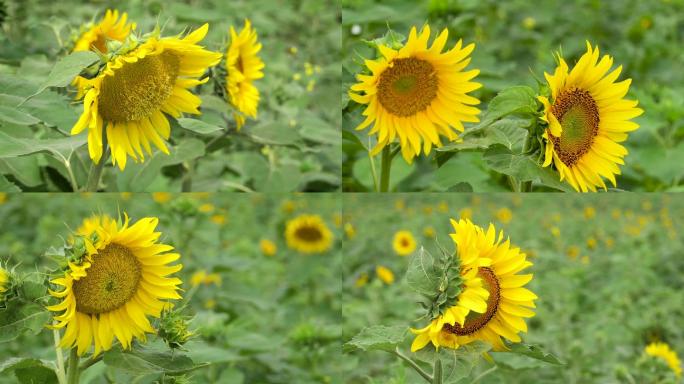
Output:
181 161 193 192
85 139 109 192
78 355 102 372
368 149 379 192
379 146 393 192
66 348 80 384
53 328 67 384
432 358 442 384
469 366 497 384
394 347 432 382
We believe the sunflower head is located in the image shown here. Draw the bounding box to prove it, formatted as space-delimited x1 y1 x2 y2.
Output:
393 230 416 256
226 19 265 131
410 219 536 352
645 342 683 378
538 41 643 192
71 24 222 171
285 214 333 254
349 24 482 162
71 9 136 99
260 239 277 256
47 213 183 356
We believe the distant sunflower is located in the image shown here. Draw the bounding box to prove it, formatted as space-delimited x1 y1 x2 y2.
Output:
0 266 8 299
71 24 222 170
645 342 683 378
349 24 481 162
72 9 136 99
539 42 643 192
47 214 183 356
285 214 333 254
226 19 264 130
411 219 536 352
393 230 416 256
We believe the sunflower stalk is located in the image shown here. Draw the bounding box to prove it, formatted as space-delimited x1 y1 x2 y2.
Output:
85 139 109 192
394 347 433 382
66 348 80 384
379 146 392 192
432 358 443 384
53 328 67 384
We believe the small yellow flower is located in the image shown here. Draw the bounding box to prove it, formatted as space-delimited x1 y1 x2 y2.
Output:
152 192 173 204
394 199 406 211
586 237 597 249
645 342 682 378
204 299 217 309
306 79 316 92
191 271 222 287
260 239 277 256
281 200 296 214
304 62 314 76
437 201 449 213
344 223 356 239
355 273 369 288
423 226 436 238
376 266 395 285
211 214 227 225
393 230 416 256
285 214 334 254
566 246 580 260
199 203 215 213
119 192 132 200
293 73 302 81
289 46 298 54
459 207 473 220
584 206 596 219
496 207 512 224
550 226 560 237
522 16 536 29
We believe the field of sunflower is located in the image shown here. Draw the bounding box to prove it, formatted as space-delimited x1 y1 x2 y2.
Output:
342 0 684 192
342 194 684 383
0 193 341 383
0 0 340 192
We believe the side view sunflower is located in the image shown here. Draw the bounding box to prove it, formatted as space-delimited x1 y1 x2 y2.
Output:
285 214 333 254
71 9 136 99
393 230 416 256
349 24 481 162
71 24 222 170
226 19 264 130
411 219 537 352
47 214 183 356
539 42 644 192
645 342 683 378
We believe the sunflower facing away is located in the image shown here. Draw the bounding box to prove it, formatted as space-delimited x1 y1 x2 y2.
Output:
71 24 222 170
539 42 644 192
47 214 183 356
71 9 136 99
285 214 333 254
645 342 683 378
349 25 481 162
393 230 416 256
411 219 537 352
226 19 264 130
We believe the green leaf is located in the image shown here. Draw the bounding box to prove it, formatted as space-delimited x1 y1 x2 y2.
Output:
24 51 100 100
103 344 208 376
0 174 21 192
481 86 538 125
405 247 440 296
0 105 40 126
177 118 224 135
0 357 58 384
343 325 408 353
0 132 86 161
497 342 564 365
0 299 51 343
246 122 299 145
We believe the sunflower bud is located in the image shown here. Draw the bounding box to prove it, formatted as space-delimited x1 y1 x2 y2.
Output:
158 309 193 349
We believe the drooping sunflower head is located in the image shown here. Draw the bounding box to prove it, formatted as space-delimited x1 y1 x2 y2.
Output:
349 24 481 162
71 24 222 171
47 213 183 356
71 9 136 99
393 230 416 256
538 41 643 192
645 342 683 378
285 214 333 254
225 19 264 130
410 219 536 352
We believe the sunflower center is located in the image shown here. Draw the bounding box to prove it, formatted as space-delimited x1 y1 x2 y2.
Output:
377 57 438 117
98 51 180 123
443 267 500 336
295 226 323 243
72 243 142 314
549 88 600 166
401 238 409 247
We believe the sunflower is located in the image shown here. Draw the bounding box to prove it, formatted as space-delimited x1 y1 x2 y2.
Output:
645 342 683 378
539 42 643 192
411 219 536 352
393 230 416 256
349 24 481 162
47 214 183 356
226 19 264 130
0 266 8 299
71 9 136 99
285 214 333 254
71 24 222 170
